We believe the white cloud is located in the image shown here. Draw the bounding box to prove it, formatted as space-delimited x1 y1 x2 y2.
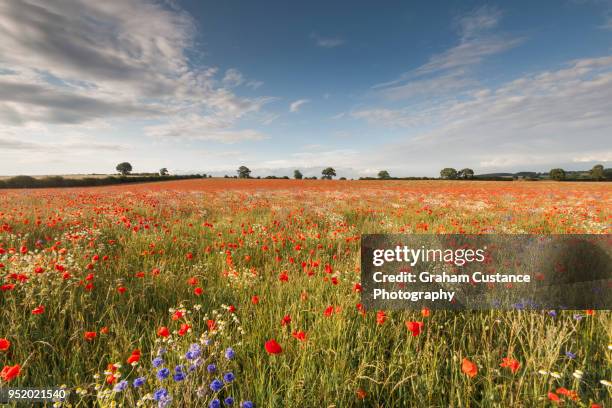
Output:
354 56 612 173
0 0 269 146
289 99 310 113
373 6 523 100
310 33 345 48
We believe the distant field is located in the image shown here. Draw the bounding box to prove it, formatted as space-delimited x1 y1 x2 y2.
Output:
0 180 610 407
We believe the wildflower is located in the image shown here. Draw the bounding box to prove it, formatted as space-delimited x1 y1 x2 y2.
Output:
178 323 191 336
547 392 560 403
153 388 168 401
207 364 217 374
0 338 10 352
224 397 234 406
223 372 235 383
225 348 235 360
292 331 307 341
279 271 288 282
113 380 128 392
548 310 557 317
152 357 164 368
210 379 223 392
0 364 20 381
32 306 45 315
356 388 367 399
157 368 170 380
241 402 254 408
157 327 170 338
84 331 97 341
133 377 146 387
186 344 202 360
251 296 259 305
600 379 612 387
264 339 282 355
281 315 291 326
323 306 334 317
405 321 423 337
173 371 186 382
194 287 203 295
572 370 583 379
461 358 478 378
209 399 221 408
500 357 521 373
550 371 561 379
421 307 430 317
376 310 386 325
565 351 576 359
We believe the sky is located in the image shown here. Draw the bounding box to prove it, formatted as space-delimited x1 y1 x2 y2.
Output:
0 0 611 177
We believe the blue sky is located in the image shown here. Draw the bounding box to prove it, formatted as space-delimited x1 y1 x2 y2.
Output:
0 0 611 176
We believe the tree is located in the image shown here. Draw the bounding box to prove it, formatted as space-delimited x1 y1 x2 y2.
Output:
604 168 612 180
549 168 566 181
321 167 336 180
440 168 458 179
116 162 132 176
590 164 605 181
294 169 303 180
159 168 169 176
237 166 251 179
459 168 474 179
378 170 391 179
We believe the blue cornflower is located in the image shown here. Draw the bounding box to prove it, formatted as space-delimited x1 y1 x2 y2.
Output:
205 339 213 346
207 364 217 373
241 402 254 408
152 357 164 367
224 397 234 406
157 367 170 380
113 380 128 392
210 379 223 392
573 314 583 321
174 365 184 373
133 377 146 387
188 364 197 372
173 372 186 381
565 351 576 359
153 388 168 401
186 343 202 360
225 347 235 360
223 372 235 383
548 310 557 317
209 399 221 408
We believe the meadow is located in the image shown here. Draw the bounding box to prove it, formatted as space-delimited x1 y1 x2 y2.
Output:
0 179 610 407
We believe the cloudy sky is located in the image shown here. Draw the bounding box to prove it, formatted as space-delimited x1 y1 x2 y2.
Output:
0 0 611 177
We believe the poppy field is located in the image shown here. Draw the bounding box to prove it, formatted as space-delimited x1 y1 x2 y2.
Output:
0 179 610 407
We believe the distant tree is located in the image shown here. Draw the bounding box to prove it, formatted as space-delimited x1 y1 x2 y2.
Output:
339 177 347 180
378 170 391 179
459 168 474 179
604 168 612 180
294 169 303 180
116 162 132 176
440 168 458 179
549 168 566 181
159 167 169 176
237 166 251 179
590 164 605 181
321 167 336 180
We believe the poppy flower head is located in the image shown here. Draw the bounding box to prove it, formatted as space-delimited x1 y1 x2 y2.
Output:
0 338 10 352
461 358 478 378
264 339 282 355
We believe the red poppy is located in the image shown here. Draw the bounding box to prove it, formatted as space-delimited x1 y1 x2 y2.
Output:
0 364 20 382
178 323 191 336
421 307 431 317
228 305 236 313
291 331 307 341
356 388 367 400
194 287 203 295
31 306 45 315
127 350 140 364
0 338 10 352
279 271 289 282
281 315 291 326
172 310 184 320
84 331 97 341
499 357 520 373
100 326 109 335
251 295 259 305
324 306 334 316
461 358 478 378
547 392 560 403
207 320 217 332
117 286 126 294
405 321 424 337
157 327 170 337
376 310 386 325
353 283 362 292
264 339 282 354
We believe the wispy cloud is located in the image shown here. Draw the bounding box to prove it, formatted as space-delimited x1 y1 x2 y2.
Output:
310 32 345 48
289 99 310 113
373 6 523 100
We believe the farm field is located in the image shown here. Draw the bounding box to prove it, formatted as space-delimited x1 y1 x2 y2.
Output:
0 179 610 407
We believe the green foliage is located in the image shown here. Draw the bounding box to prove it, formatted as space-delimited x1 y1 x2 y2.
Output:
459 168 474 179
549 168 566 181
321 167 336 180
294 169 303 180
115 162 133 175
237 166 251 179
440 168 458 179
377 170 391 179
159 168 169 176
590 164 604 181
